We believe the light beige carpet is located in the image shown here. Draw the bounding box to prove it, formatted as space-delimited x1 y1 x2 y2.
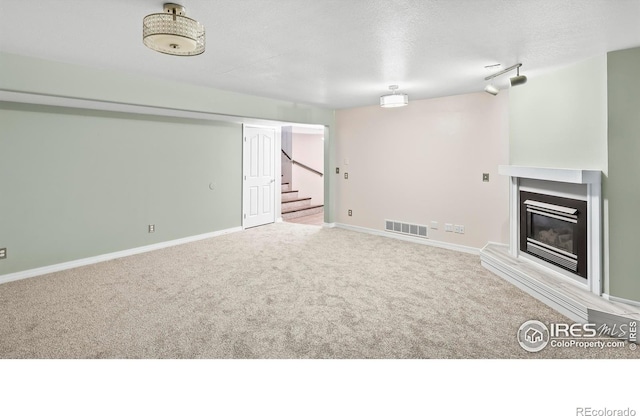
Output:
0 223 636 358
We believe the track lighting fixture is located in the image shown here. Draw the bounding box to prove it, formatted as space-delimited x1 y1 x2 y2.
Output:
483 63 527 95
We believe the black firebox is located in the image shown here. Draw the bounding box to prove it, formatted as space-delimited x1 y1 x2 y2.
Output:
520 191 588 279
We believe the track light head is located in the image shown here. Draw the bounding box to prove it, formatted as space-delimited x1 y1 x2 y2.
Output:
509 66 527 86
485 63 527 89
510 75 527 86
484 84 499 96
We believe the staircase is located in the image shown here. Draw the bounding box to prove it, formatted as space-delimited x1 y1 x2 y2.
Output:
281 182 324 220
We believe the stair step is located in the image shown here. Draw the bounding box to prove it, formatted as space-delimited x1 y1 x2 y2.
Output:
282 205 324 220
281 190 299 202
281 197 312 211
281 182 291 192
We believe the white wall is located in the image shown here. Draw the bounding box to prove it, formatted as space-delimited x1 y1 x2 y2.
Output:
292 129 324 206
335 91 510 249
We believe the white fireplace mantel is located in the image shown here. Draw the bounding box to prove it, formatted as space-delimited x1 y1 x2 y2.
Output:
498 165 603 296
498 165 601 185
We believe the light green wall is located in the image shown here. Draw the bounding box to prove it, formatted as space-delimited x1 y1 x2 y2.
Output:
0 103 241 275
510 51 640 303
509 55 613 294
0 52 334 126
0 52 335 276
607 47 640 302
509 56 608 173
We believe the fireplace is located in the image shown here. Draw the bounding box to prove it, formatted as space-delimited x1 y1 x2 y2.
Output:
481 166 640 324
520 191 587 278
480 166 638 325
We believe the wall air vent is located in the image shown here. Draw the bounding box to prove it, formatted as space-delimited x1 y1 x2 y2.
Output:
385 219 428 239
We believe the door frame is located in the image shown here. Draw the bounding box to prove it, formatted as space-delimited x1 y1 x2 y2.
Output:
242 124 281 229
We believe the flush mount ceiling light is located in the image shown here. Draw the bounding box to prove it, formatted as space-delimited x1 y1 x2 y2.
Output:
380 85 409 108
143 3 205 56
484 63 527 95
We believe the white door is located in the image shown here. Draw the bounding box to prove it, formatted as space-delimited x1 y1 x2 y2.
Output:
243 126 276 228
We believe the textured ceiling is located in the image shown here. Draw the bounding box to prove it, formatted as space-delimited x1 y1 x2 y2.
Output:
1 0 639 109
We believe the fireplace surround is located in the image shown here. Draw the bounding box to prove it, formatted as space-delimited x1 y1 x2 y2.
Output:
498 165 602 295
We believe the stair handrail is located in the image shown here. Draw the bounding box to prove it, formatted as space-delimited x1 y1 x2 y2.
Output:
281 149 323 177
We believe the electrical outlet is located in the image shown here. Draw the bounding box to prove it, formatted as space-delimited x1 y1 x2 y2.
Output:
348 209 353 217
430 221 438 230
344 172 349 179
0 248 6 259
445 223 453 232
148 224 155 233
336 167 340 174
454 225 461 234
483 173 490 182
459 225 465 234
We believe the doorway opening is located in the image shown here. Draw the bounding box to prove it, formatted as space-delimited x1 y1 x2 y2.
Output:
242 123 326 229
280 126 325 226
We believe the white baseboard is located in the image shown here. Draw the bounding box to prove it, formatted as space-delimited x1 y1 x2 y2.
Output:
602 293 640 308
333 223 480 255
322 222 336 228
0 226 243 285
